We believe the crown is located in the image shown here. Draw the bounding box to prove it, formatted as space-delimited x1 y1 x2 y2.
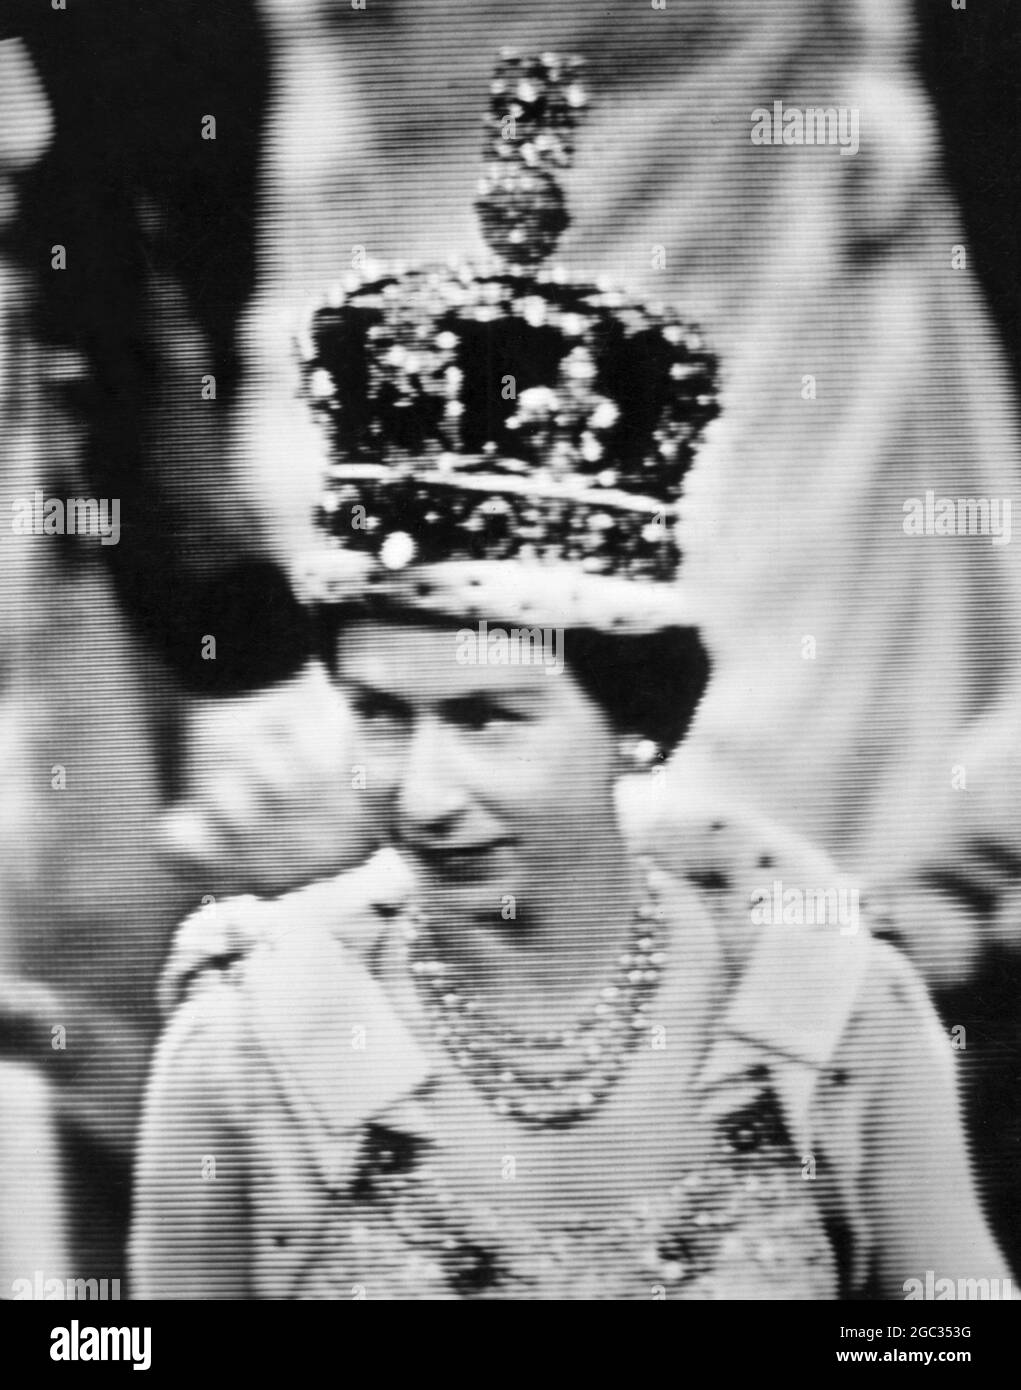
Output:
293 51 721 634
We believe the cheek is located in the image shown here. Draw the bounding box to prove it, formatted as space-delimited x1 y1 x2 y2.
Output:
556 745 617 808
346 723 409 809
497 716 617 812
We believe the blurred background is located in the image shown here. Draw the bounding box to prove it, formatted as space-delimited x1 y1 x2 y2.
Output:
0 0 1018 1293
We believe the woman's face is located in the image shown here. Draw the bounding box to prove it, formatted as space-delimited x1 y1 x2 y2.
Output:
334 617 622 921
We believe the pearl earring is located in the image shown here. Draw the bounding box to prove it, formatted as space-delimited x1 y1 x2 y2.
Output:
619 737 661 771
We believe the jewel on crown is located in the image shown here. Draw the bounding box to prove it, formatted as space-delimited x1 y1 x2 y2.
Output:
295 50 721 607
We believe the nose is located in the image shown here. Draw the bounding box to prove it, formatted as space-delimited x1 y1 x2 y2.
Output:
394 715 468 842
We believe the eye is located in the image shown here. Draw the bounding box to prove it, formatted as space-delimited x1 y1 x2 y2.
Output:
444 696 523 731
350 690 411 726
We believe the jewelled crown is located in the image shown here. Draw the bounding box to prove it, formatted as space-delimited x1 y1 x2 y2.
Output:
294 51 721 633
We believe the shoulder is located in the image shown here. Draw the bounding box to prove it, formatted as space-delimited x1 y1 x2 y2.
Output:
149 847 429 1136
622 782 905 1121
157 846 416 1015
620 777 868 971
625 782 950 1079
621 775 846 881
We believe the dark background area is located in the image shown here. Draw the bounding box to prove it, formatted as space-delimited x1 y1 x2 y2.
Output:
919 0 1020 389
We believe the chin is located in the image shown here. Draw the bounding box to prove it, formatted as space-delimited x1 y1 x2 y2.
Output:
416 861 522 923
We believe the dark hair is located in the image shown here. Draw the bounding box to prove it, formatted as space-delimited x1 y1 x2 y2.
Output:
565 625 710 755
317 602 711 756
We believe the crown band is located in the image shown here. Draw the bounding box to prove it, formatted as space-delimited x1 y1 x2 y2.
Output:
293 551 697 635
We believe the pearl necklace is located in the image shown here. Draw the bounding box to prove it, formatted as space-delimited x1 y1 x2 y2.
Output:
404 859 668 1128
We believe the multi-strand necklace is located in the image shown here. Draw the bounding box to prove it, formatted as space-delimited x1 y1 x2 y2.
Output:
404 860 668 1127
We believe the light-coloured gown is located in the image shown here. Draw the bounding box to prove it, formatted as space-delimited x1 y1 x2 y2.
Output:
130 801 1009 1300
